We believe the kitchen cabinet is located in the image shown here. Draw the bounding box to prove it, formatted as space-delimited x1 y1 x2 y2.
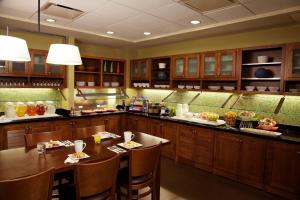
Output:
172 54 200 79
194 127 215 172
201 50 236 79
177 124 195 165
130 59 150 81
161 122 177 160
213 132 241 180
285 42 300 80
265 141 300 200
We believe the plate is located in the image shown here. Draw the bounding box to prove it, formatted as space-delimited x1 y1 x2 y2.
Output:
68 152 90 160
45 141 64 149
117 141 143 149
240 128 282 137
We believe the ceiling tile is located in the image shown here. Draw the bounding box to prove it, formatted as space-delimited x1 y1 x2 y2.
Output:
204 4 254 22
148 3 200 22
112 0 174 11
0 0 48 18
49 0 109 12
239 0 300 14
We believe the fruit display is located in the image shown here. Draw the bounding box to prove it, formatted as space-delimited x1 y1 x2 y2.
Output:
258 118 278 130
238 111 256 121
200 112 219 121
224 111 237 127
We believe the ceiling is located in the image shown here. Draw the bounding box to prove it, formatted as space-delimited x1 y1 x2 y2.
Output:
0 0 300 47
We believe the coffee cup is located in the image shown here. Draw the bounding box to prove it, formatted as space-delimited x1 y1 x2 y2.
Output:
124 131 135 143
74 140 86 153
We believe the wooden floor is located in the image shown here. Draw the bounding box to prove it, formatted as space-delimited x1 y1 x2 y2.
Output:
151 157 284 200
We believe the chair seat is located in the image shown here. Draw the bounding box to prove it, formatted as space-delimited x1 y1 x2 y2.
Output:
81 190 111 200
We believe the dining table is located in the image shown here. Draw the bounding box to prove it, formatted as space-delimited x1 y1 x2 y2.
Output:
0 131 170 200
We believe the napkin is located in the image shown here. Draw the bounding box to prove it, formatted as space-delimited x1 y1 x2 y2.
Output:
64 157 79 164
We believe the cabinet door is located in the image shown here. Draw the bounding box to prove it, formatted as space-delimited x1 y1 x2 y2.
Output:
10 61 28 75
177 125 195 164
214 132 241 180
286 43 300 79
2 124 27 149
186 54 199 78
219 51 236 78
265 141 300 200
172 56 185 78
194 127 214 172
148 119 162 137
161 122 177 160
239 136 266 189
202 53 217 78
30 51 47 75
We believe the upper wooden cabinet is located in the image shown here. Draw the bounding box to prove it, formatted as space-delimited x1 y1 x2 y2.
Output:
201 50 236 79
130 59 150 80
172 53 200 79
30 49 65 77
285 43 300 80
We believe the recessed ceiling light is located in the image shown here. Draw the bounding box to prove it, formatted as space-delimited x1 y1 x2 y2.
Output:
45 18 56 23
190 20 200 25
106 31 114 35
144 32 151 36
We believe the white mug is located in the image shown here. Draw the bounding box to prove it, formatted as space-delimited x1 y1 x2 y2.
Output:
74 140 86 153
124 131 135 143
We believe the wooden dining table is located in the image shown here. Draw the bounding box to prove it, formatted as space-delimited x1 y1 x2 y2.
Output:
0 131 170 199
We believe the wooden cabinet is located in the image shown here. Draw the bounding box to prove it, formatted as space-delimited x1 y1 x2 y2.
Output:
130 59 150 80
177 124 195 164
214 132 241 180
285 43 300 80
194 127 214 172
239 136 266 189
265 141 300 200
161 122 177 160
201 50 236 79
172 54 200 79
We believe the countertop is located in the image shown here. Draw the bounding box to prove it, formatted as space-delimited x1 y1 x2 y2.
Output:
0 110 299 144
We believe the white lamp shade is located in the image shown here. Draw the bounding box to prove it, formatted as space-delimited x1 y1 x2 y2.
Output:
0 35 31 62
46 44 82 65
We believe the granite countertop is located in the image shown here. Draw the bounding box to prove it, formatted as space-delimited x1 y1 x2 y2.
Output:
0 110 299 144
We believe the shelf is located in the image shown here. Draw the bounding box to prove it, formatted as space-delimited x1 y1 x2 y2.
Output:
75 71 100 74
241 77 280 81
242 62 282 66
103 73 124 76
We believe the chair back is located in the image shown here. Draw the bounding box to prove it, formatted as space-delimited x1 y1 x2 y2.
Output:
130 143 161 177
75 125 105 139
0 168 54 200
76 155 120 199
24 130 65 148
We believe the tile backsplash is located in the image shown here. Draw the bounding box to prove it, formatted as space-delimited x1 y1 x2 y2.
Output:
138 89 300 126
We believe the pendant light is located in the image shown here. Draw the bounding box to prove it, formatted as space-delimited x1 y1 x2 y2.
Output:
35 0 82 65
0 27 31 62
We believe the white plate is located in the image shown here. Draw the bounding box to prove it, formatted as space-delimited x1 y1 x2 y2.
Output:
240 128 282 137
68 152 90 160
117 141 143 149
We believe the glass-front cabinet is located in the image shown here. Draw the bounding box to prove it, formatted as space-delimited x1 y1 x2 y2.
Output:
130 59 150 80
172 54 199 79
285 43 300 79
201 50 236 79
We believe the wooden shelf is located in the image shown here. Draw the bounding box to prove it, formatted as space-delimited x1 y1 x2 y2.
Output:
242 62 282 66
242 77 280 81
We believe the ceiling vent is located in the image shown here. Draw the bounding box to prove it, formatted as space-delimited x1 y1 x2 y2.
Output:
41 3 83 20
178 0 237 12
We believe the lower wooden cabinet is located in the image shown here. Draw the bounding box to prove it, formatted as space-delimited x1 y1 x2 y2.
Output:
161 122 177 159
265 141 300 200
214 132 241 180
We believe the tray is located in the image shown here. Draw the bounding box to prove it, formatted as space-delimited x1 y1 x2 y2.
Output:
117 141 143 149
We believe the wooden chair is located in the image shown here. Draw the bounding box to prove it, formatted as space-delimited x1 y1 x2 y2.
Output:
0 168 54 200
24 130 65 148
118 143 162 200
75 125 105 140
76 155 120 200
